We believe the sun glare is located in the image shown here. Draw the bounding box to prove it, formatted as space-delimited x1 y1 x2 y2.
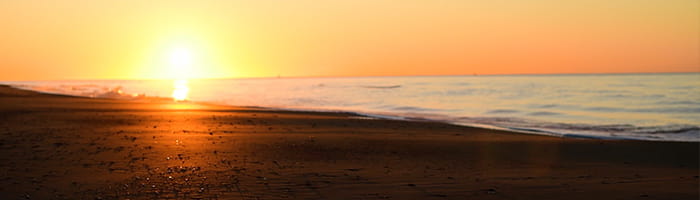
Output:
169 47 193 68
168 47 194 79
168 46 193 101
172 79 189 101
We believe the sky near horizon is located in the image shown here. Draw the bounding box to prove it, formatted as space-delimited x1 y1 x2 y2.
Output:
0 0 698 80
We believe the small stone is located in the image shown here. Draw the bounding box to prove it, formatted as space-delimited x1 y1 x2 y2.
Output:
486 188 497 194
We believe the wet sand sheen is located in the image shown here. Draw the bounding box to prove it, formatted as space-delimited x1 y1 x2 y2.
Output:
0 85 697 199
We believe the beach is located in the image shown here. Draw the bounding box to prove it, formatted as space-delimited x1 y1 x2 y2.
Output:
0 85 697 199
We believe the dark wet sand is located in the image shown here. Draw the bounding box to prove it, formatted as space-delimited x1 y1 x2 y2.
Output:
0 85 697 199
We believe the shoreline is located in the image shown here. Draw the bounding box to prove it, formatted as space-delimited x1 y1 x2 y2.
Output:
0 85 697 199
4 84 698 142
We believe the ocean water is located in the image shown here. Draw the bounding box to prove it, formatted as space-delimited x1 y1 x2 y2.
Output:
4 73 699 142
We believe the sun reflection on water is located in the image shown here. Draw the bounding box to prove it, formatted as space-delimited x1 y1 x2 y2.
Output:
172 79 189 101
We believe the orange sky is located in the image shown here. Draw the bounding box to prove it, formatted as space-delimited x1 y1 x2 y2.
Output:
1 0 698 80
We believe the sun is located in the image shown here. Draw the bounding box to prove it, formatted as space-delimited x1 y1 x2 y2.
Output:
169 47 193 68
168 47 194 79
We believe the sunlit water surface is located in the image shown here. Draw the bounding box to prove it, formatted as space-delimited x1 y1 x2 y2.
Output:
4 73 699 141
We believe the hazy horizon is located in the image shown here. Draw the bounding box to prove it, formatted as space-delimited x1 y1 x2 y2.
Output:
2 71 699 82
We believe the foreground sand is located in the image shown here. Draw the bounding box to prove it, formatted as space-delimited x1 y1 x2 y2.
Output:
0 85 697 200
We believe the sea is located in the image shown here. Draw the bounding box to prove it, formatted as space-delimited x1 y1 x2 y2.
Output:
3 73 699 142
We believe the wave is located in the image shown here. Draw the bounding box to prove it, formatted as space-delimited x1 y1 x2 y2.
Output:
11 84 145 100
584 106 700 113
331 110 700 142
486 109 519 114
390 106 449 112
653 100 700 106
452 116 700 142
93 86 146 99
360 85 401 89
527 111 560 116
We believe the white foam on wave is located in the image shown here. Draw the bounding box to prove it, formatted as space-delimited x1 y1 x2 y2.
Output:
9 83 146 100
304 109 700 142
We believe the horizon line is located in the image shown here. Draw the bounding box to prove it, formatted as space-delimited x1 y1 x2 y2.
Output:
3 71 699 82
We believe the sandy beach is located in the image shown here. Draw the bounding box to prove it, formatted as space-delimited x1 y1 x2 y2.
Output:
0 85 697 199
